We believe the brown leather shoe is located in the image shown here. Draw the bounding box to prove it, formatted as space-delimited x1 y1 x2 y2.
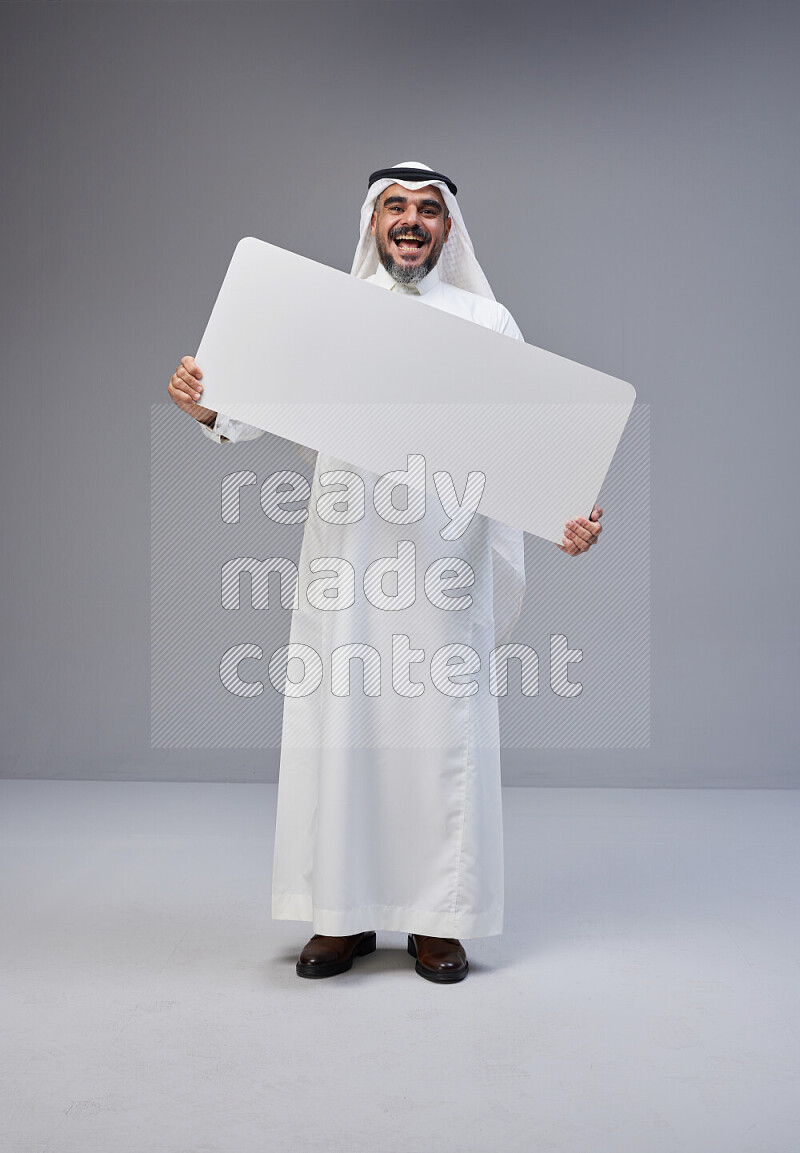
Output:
295 931 377 979
407 934 469 983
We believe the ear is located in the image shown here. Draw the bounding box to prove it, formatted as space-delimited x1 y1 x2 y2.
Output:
370 205 378 236
443 215 452 242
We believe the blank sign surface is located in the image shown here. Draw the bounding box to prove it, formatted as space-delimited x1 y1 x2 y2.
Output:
195 238 636 542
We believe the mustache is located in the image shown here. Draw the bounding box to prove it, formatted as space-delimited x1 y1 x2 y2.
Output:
388 225 431 242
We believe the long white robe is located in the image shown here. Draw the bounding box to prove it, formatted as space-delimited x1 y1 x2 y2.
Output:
199 261 526 938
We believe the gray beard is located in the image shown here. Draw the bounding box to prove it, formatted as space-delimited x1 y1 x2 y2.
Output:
376 233 445 285
379 252 435 285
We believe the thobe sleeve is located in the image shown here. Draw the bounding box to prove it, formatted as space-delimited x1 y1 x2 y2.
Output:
196 412 266 444
496 306 524 343
196 413 317 474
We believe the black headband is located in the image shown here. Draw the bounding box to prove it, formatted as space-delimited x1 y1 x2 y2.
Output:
368 167 458 196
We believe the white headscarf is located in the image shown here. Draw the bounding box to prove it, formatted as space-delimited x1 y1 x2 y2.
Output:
350 160 496 301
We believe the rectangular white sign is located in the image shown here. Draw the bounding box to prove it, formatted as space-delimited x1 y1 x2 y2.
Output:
195 237 636 543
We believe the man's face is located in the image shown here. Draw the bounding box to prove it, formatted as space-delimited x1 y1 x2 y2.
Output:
370 183 452 285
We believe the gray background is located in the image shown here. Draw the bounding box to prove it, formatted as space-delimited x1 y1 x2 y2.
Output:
2 0 797 785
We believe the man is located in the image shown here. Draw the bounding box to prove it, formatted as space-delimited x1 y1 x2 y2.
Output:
167 161 602 983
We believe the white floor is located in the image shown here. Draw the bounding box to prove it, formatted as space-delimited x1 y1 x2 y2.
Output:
1 782 798 1153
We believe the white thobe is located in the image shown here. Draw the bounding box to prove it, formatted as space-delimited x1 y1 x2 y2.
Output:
199 261 526 938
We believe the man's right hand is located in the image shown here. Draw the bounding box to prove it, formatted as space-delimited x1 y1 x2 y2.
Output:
167 356 217 426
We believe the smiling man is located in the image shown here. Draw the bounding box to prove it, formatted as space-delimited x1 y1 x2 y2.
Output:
168 161 602 984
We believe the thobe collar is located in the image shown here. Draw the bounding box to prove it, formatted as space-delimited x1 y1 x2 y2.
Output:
372 261 441 296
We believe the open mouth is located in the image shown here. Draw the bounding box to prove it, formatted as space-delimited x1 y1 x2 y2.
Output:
391 233 429 254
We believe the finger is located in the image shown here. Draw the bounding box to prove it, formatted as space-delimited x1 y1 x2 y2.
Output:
565 522 599 554
591 506 603 520
180 356 203 380
174 382 201 405
169 376 198 406
563 531 589 553
557 536 579 556
564 519 594 546
573 516 602 539
177 366 204 400
177 365 202 388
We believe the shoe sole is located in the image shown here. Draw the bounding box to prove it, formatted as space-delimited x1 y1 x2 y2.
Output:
295 932 377 979
407 934 469 983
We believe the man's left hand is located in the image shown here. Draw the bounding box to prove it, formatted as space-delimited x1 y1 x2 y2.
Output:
557 507 603 556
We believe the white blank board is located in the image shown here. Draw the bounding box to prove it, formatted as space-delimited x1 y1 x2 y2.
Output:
195 238 636 543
